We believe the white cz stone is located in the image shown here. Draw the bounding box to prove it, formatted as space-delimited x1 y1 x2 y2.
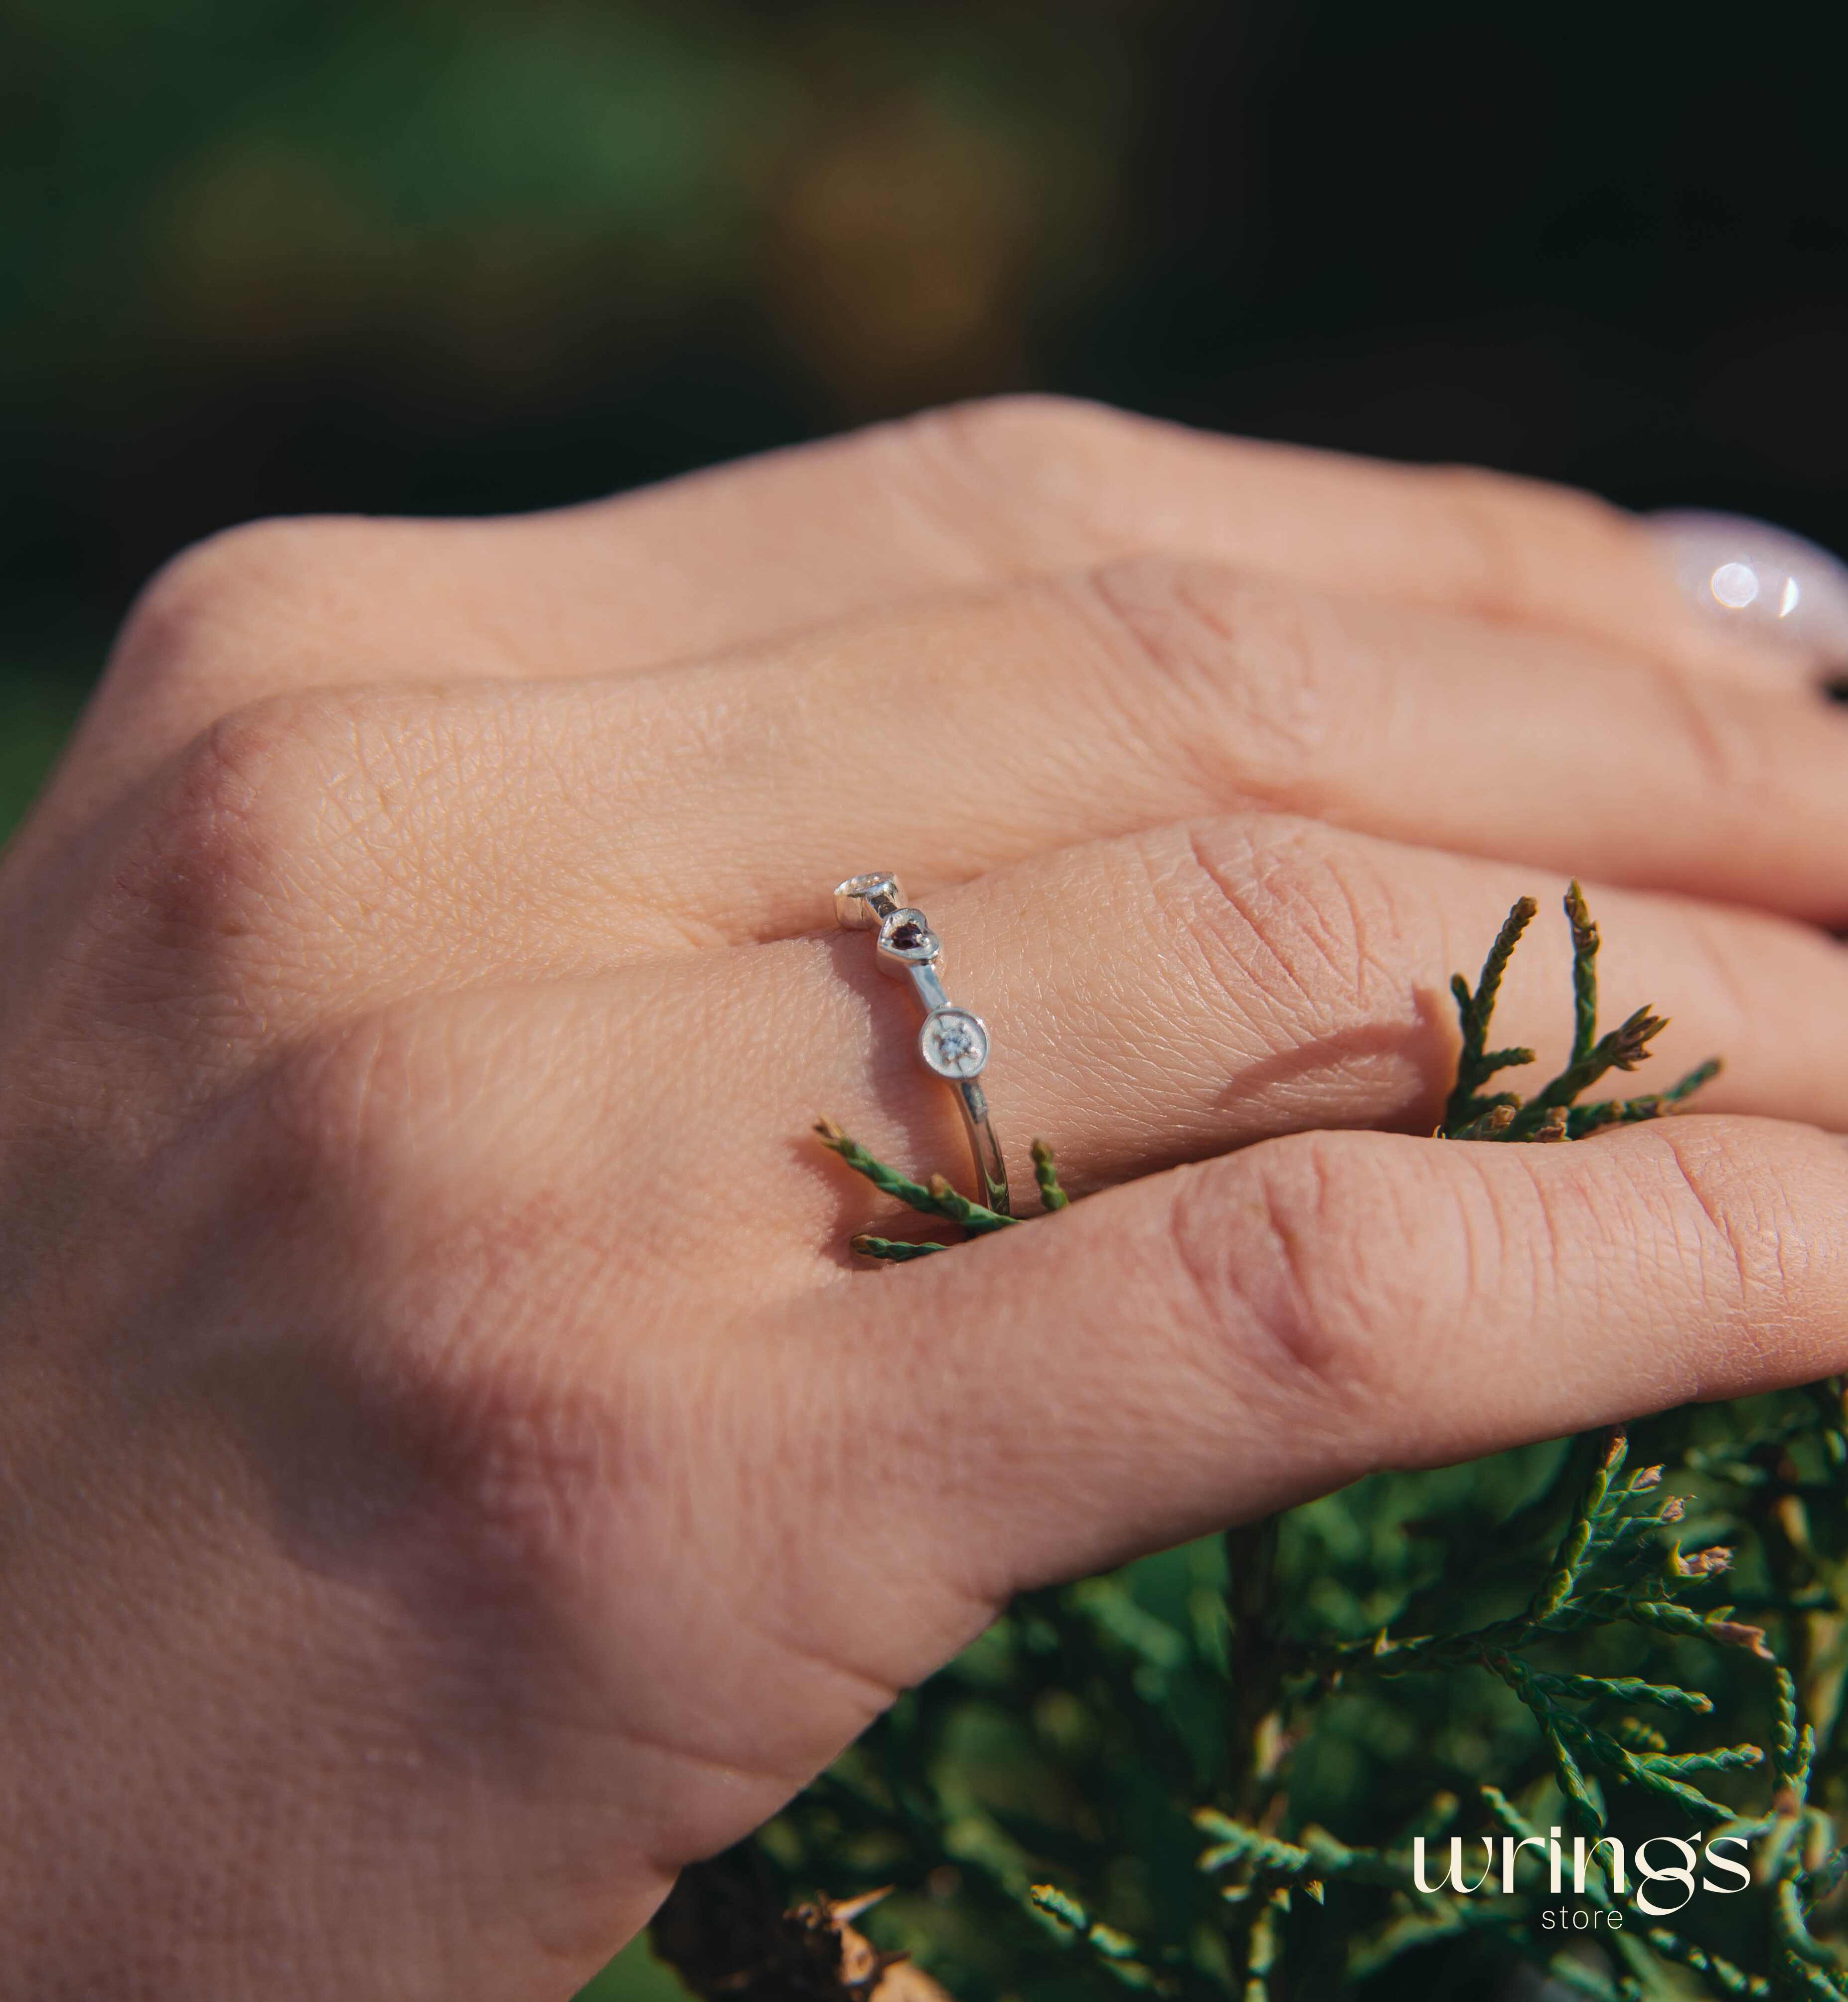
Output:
920 1008 988 1080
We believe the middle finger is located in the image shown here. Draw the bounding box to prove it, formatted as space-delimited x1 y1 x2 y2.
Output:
104 556 1848 1020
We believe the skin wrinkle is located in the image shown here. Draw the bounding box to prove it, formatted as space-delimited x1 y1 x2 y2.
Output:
1166 561 1355 812
1177 819 1383 1039
1422 462 1564 628
1675 902 1778 1056
909 396 1136 572
1494 1145 1573 1357
1044 565 1235 814
1165 1142 1378 1418
1656 1128 1771 1339
1647 651 1772 815
1170 822 1323 1027
850 402 1050 584
1078 559 1335 816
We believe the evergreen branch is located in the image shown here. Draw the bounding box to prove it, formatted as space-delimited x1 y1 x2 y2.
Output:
1441 884 1718 1145
1533 1429 1627 1619
1517 1668 1713 1714
1775 1667 1808 1789
924 1173 1015 1234
1775 1875 1845 1974
1645 1930 1773 1997
814 1118 963 1221
1626 1600 1776 1660
1569 1058 1724 1138
1341 1900 1533 1986
1031 1138 1070 1211
1027 1885 1165 1991
1193 1811 1313 1879
1566 879 1600 1067
1503 1005 1671 1139
1243 1889 1288 2002
1443 895 1539 1130
850 1233 948 1262
1448 1097 1521 1140
1489 1650 1601 1826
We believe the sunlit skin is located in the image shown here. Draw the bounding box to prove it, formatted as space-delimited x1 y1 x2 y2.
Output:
1 398 1845 1998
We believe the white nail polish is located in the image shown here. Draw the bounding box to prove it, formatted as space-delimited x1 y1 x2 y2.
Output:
1649 508 1848 661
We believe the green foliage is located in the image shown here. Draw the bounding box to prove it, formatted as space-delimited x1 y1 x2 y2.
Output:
634 888 1848 2002
739 1393 1848 2002
811 1116 1065 1260
1442 882 1721 1143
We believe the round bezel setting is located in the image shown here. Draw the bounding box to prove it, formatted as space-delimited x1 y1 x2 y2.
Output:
833 872 905 931
918 1006 989 1080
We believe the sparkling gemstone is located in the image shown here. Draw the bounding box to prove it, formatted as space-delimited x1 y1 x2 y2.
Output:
833 872 905 931
876 908 938 963
920 1008 988 1079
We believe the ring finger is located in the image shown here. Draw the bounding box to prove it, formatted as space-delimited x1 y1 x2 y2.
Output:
268 811 1848 1311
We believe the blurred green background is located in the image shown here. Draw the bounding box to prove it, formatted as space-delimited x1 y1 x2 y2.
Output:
4 2 1846 1992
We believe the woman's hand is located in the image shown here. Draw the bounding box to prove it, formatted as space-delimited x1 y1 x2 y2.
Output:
1 397 1844 1998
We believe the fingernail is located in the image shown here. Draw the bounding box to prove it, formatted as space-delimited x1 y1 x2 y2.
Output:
1648 508 1848 680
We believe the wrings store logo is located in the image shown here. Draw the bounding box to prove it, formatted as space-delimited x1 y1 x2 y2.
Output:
1415 1829 1752 1926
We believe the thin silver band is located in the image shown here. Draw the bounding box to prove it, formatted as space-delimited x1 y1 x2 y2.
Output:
833 872 1010 1218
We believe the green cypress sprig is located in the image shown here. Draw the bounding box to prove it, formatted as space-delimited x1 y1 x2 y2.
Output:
924 1173 1013 1235
813 1117 966 1221
1028 1884 1166 1991
1646 1929 1775 1997
1442 893 1539 1131
1565 879 1600 1064
1032 1138 1070 1210
849 1233 947 1262
1515 1668 1713 1715
1569 1057 1725 1137
817 1119 1072 1262
1440 884 1719 1143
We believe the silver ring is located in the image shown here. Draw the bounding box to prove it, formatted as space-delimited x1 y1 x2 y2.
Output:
833 872 1010 1217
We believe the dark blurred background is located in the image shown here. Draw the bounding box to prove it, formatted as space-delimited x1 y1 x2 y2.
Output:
6 0 1848 835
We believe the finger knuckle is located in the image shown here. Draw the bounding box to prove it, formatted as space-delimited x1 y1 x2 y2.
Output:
898 395 1157 545
1165 1134 1399 1421
1077 557 1348 803
1141 816 1404 1035
91 689 371 1022
1415 463 1637 621
911 391 1140 476
110 516 349 688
